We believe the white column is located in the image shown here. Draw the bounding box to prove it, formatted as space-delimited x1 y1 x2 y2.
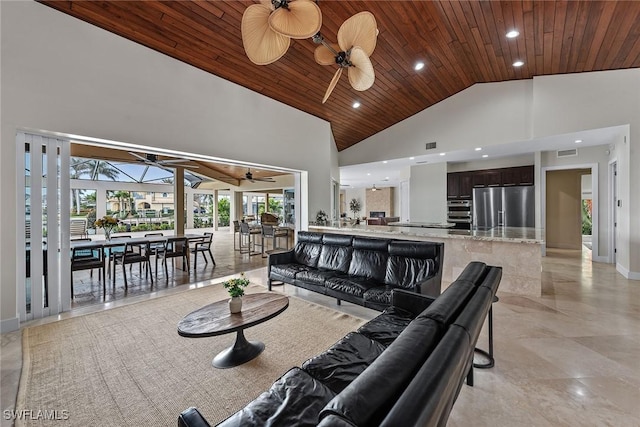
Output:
214 190 219 231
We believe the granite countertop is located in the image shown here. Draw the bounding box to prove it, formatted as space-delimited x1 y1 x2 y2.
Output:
309 223 544 244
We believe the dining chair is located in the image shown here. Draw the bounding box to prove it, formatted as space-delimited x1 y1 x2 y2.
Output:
106 235 132 276
111 241 153 289
239 222 261 256
261 225 289 257
156 237 189 278
144 232 165 259
190 232 215 270
232 220 241 251
71 243 105 298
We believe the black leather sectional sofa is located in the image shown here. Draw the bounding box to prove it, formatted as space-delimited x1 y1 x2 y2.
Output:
267 231 444 311
178 261 502 427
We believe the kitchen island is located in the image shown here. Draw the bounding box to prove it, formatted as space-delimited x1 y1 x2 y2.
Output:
308 223 544 297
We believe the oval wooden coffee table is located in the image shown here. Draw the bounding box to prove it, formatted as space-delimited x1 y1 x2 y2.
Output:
178 292 289 369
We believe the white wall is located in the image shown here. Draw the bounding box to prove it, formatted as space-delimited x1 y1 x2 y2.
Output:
410 163 447 223
541 145 611 259
447 153 535 172
0 1 336 330
340 69 640 280
531 70 640 277
339 79 534 166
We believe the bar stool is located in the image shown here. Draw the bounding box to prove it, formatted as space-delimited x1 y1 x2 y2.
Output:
473 295 499 369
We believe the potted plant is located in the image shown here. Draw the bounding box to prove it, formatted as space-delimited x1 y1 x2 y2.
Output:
349 198 362 224
315 210 329 225
223 273 250 313
94 215 119 240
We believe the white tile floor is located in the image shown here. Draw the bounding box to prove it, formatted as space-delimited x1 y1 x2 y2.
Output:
2 245 639 426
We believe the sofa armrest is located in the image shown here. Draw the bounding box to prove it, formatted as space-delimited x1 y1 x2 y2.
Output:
414 274 441 298
178 407 211 427
267 249 295 266
391 289 435 317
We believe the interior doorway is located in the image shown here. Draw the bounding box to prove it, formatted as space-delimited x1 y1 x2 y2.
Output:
542 164 599 262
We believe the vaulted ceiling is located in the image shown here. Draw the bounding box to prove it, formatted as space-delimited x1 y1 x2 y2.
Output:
40 1 640 152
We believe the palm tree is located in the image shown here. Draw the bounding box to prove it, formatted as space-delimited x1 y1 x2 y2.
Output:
109 190 133 216
70 158 91 215
70 159 120 214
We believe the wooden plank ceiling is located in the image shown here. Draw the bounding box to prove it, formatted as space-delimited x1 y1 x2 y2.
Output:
40 1 640 151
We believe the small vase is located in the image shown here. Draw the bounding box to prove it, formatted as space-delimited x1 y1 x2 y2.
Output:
104 229 111 241
229 296 242 314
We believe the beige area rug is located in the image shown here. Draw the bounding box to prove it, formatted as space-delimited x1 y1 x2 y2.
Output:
16 284 366 426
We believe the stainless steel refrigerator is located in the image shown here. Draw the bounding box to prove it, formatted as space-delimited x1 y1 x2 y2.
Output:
473 186 535 230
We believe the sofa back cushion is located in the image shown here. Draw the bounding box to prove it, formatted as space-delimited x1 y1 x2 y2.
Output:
417 262 488 325
348 237 390 282
379 325 471 427
383 241 441 289
318 234 354 273
294 243 322 268
320 317 443 426
293 232 323 268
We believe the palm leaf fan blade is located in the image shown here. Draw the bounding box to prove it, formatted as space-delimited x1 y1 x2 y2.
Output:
314 43 339 66
322 68 343 104
269 0 322 39
242 3 290 65
348 47 375 91
337 11 378 56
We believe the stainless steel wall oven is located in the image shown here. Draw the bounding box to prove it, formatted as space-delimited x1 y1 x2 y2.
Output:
447 200 472 230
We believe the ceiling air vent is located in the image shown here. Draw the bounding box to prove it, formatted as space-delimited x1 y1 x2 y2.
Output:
425 142 437 150
557 148 578 158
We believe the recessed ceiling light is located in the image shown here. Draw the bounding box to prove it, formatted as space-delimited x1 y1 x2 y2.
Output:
409 157 415 160
367 173 371 176
414 62 425 71
475 147 482 151
383 160 388 164
352 102 361 108
439 152 446 156
575 139 582 143
482 154 489 158
385 176 389 180
513 60 524 67
506 30 520 38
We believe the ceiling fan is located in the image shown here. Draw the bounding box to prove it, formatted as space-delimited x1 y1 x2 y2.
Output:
313 11 378 103
241 0 322 65
128 152 198 169
241 168 276 183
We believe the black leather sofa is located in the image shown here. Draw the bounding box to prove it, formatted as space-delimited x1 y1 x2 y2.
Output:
267 231 444 311
178 261 502 427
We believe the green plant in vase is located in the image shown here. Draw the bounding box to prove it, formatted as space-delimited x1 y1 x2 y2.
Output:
94 215 119 240
223 273 250 313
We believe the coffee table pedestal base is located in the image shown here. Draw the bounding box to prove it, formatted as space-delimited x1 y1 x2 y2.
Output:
213 329 264 369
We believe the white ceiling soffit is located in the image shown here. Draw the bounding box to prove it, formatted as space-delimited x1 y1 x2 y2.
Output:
339 125 624 188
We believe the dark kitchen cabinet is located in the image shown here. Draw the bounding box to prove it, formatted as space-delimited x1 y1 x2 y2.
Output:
518 165 535 185
450 165 534 195
472 170 501 188
502 165 535 186
447 172 473 199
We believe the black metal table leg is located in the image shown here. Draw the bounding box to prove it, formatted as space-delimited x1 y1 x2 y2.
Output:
212 329 264 369
473 295 498 369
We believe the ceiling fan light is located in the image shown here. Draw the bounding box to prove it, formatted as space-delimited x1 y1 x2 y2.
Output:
371 184 377 191
268 0 322 39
